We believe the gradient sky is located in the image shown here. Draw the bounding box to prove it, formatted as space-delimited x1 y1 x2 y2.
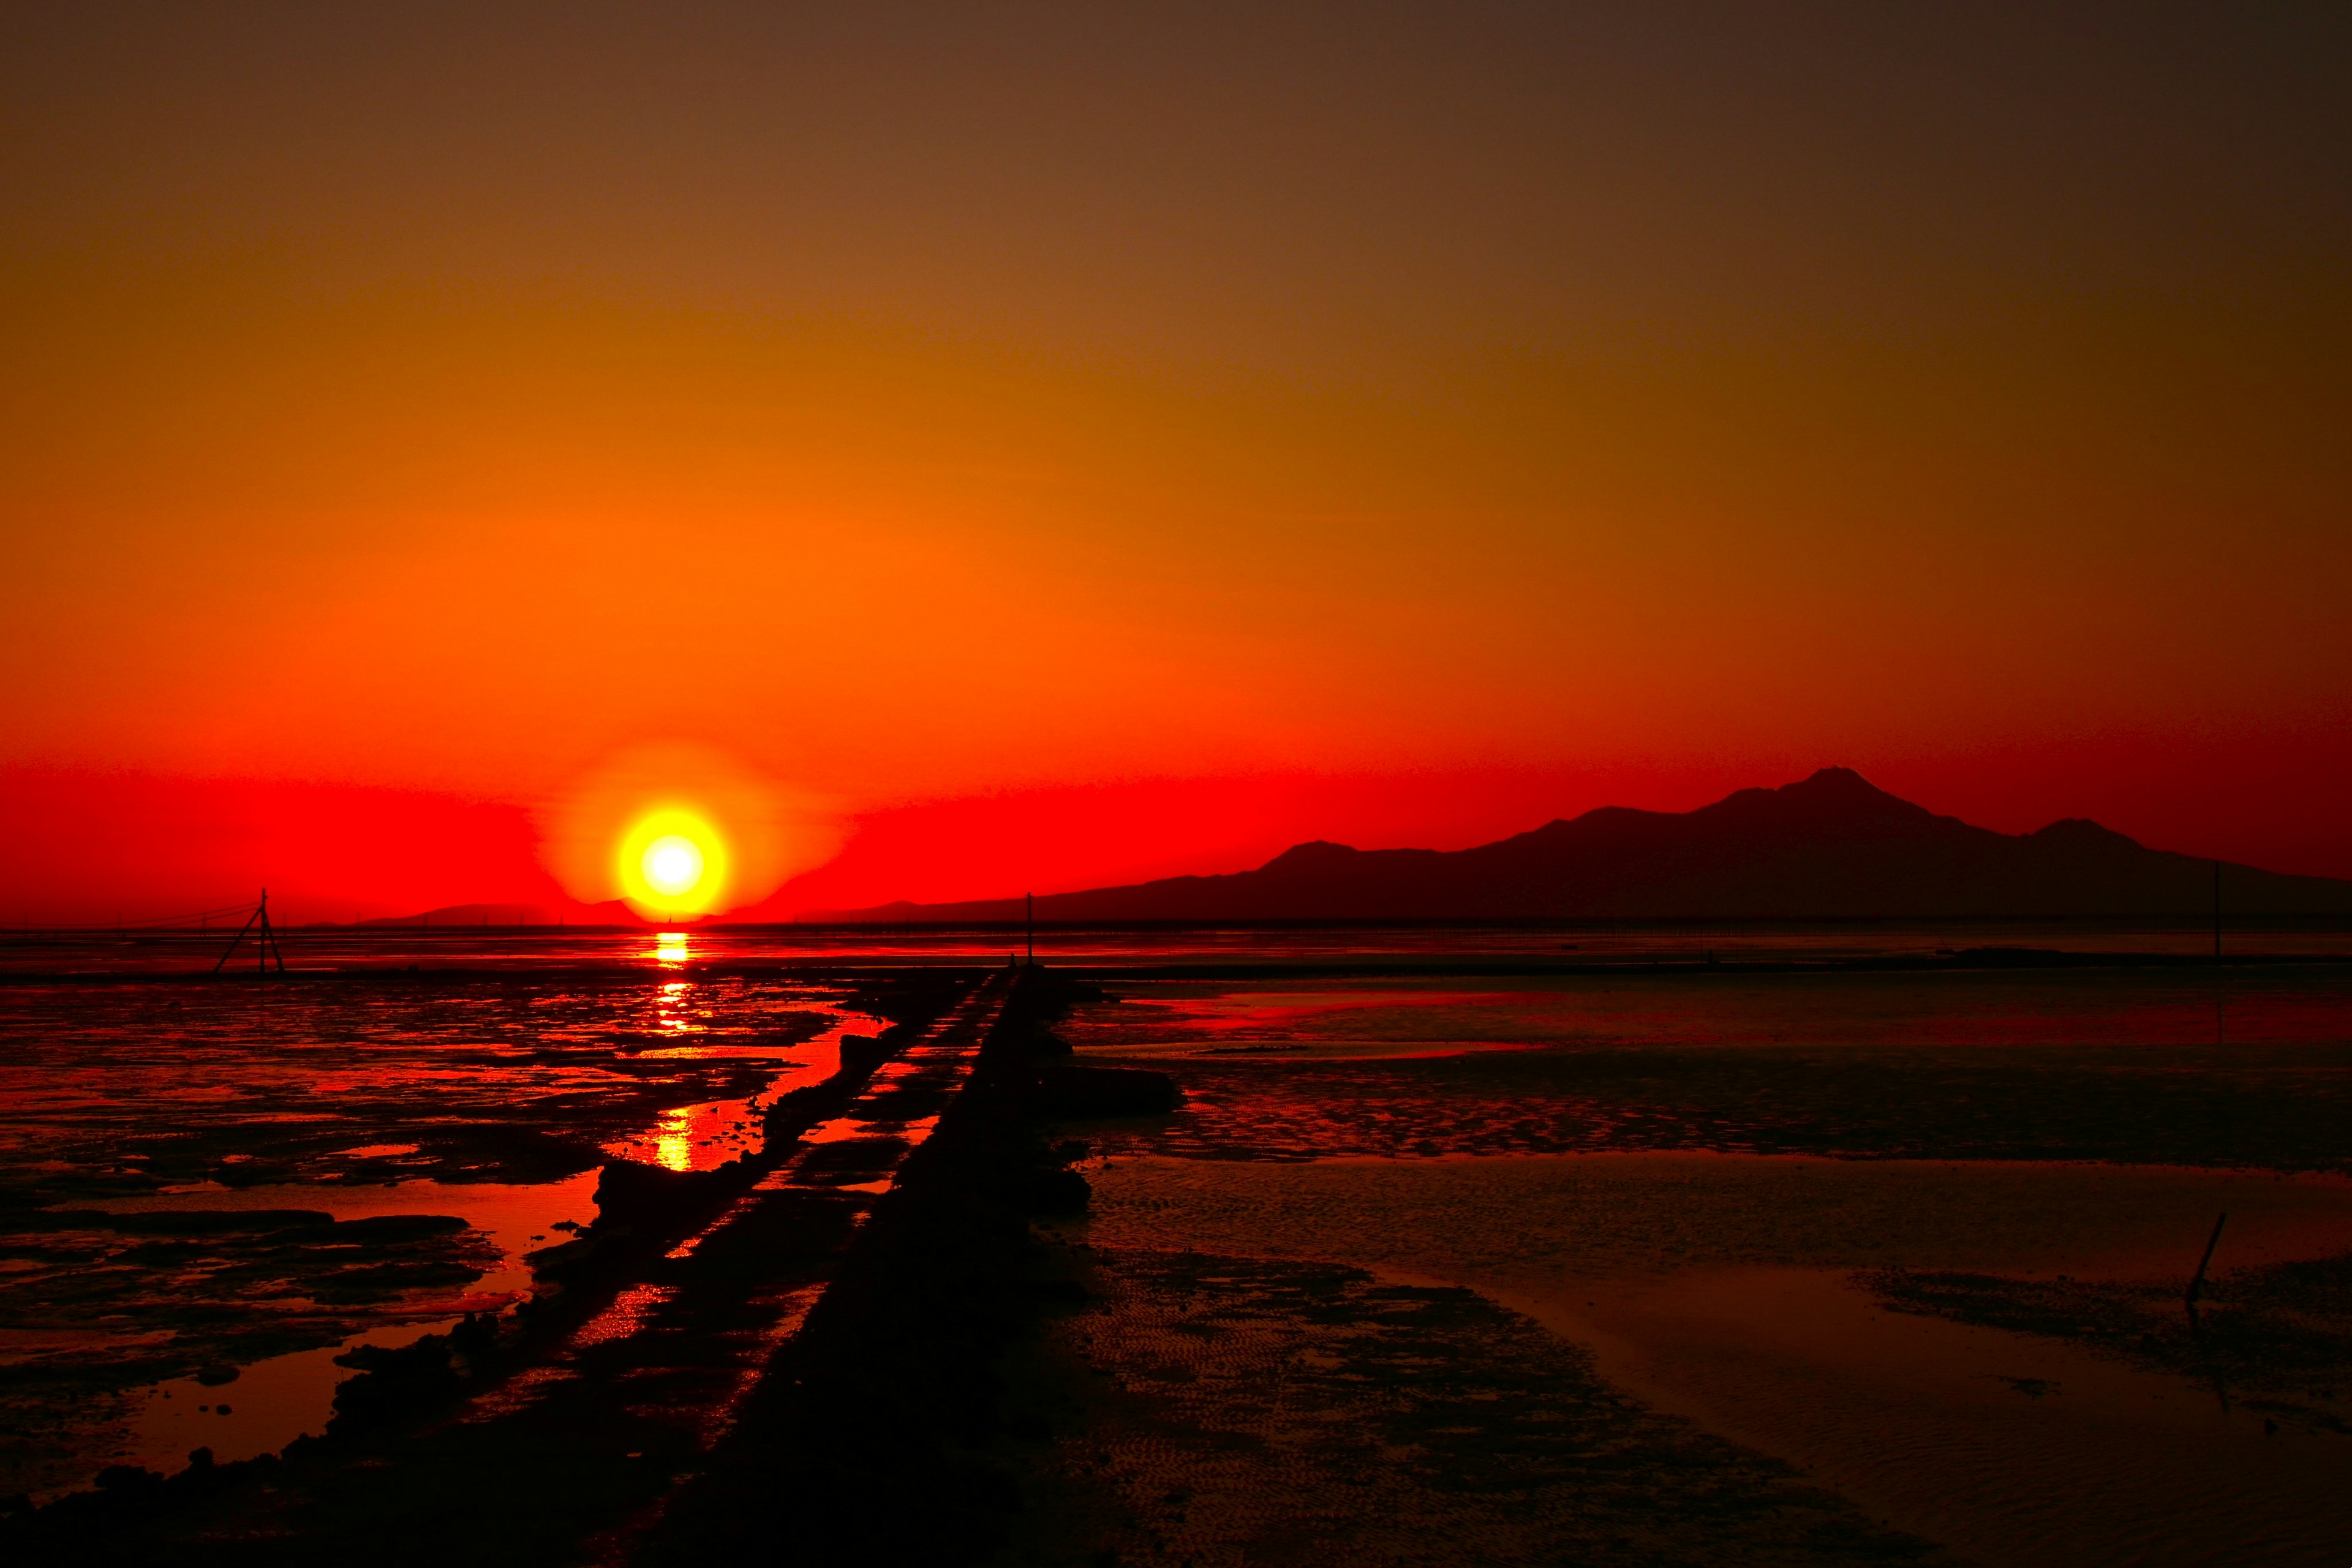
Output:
4 2 2348 920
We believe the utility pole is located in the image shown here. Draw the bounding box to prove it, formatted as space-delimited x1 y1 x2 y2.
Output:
211 889 287 976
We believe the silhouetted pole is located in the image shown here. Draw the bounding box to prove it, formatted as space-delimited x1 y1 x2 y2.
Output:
255 888 284 973
2186 1212 2228 1307
211 889 286 976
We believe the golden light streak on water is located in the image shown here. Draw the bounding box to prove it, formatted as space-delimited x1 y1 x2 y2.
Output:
653 1106 696 1172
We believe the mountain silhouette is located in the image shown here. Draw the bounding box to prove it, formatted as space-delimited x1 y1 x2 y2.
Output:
812 769 2352 921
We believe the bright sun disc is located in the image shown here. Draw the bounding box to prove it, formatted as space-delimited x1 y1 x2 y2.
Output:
614 806 732 919
642 835 704 896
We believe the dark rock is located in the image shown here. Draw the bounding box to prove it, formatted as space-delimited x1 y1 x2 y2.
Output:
1035 1065 1182 1118
330 1333 461 1431
331 1214 470 1243
592 1158 728 1228
836 1033 890 1077
1017 1169 1091 1216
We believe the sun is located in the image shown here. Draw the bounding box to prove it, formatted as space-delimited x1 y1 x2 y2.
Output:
614 807 731 919
642 834 704 897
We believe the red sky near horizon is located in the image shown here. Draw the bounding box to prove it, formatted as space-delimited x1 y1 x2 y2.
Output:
4 4 2349 923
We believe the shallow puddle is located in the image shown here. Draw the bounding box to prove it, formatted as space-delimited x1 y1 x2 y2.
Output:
122 1317 449 1482
92 1169 604 1303
65 1169 601 1493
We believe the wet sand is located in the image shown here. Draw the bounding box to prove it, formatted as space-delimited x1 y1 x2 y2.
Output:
1064 1153 2352 1567
996 1245 1942 1568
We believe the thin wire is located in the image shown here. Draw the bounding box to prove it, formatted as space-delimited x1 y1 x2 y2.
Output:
9 900 265 934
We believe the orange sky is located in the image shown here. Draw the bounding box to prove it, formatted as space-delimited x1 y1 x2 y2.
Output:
4 4 2348 920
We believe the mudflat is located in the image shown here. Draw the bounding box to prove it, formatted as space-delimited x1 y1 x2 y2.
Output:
1001 964 2352 1567
4 946 2348 1566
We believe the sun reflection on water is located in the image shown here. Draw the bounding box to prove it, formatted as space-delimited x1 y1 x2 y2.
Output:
654 931 690 967
652 1105 696 1172
657 979 693 1035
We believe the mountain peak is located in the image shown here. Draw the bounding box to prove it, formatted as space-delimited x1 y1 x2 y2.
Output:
1695 766 1934 830
1261 839 1360 870
1785 766 1886 796
2029 817 2144 851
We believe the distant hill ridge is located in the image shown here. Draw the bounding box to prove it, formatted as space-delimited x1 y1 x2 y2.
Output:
813 768 2352 921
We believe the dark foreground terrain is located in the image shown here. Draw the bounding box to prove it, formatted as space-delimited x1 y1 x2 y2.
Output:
4 954 2348 1566
992 1247 1937 1568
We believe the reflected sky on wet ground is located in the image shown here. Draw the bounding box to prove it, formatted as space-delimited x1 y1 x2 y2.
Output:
1058 968 2352 1170
1068 967 2352 1054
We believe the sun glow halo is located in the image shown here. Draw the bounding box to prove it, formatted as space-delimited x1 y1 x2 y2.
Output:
615 807 731 919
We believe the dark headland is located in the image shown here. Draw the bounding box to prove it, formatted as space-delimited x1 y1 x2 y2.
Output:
815 767 2352 922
